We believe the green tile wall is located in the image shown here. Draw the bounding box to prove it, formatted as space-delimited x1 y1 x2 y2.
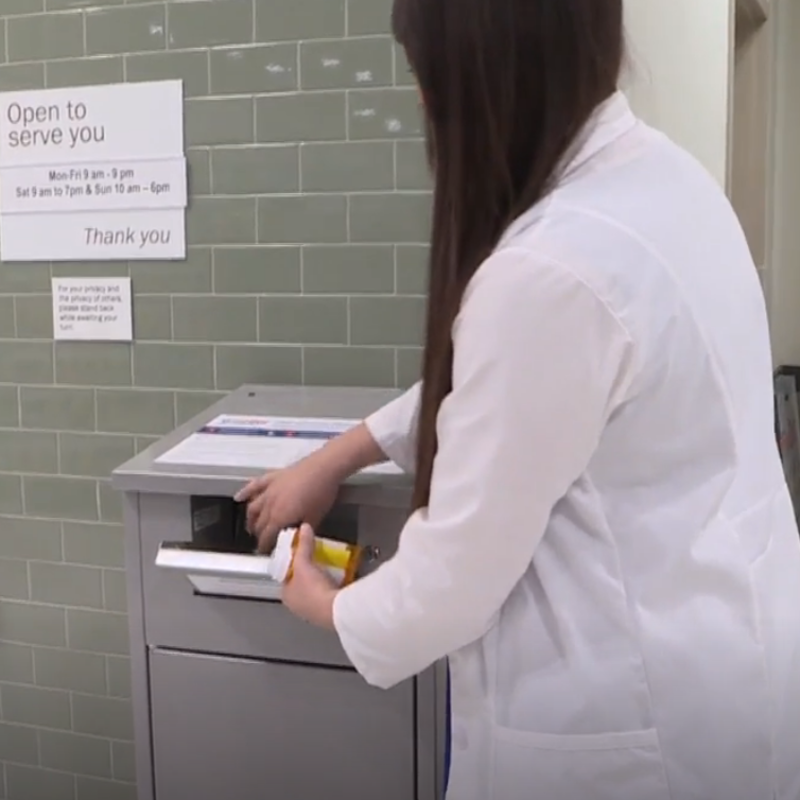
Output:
0 0 429 795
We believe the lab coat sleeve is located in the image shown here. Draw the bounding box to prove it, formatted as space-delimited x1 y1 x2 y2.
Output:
333 248 637 689
364 382 421 474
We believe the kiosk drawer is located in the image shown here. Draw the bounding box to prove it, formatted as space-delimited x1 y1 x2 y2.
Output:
149 648 417 800
137 492 407 667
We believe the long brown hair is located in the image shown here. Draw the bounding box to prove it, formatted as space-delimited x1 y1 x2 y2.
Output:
393 0 625 510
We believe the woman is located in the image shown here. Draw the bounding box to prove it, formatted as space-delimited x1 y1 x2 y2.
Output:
237 0 800 798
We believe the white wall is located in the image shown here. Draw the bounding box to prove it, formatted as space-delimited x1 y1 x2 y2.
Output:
767 0 800 365
621 0 800 367
622 0 734 187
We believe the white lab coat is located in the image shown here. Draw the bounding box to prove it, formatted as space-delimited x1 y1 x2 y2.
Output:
332 92 800 800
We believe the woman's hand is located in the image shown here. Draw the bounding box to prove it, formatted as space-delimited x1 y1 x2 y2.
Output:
281 524 338 630
235 422 390 554
235 454 341 554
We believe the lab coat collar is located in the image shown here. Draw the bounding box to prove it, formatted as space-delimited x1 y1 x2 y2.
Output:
500 90 637 246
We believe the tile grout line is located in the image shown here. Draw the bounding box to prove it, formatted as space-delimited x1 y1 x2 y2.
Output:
0 33 396 65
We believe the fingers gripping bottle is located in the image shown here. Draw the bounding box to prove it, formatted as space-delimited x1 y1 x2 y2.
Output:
267 528 367 588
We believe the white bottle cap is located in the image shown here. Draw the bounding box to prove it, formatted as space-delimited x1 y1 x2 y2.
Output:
267 528 297 584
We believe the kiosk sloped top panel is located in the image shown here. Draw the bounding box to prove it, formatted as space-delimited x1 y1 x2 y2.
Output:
111 384 412 505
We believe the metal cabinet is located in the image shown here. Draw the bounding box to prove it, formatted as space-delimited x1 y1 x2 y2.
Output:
112 385 446 800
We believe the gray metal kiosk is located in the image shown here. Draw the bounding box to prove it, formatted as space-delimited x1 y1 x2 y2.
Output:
112 385 446 800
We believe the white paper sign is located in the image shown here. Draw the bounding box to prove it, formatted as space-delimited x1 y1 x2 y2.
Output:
52 277 132 341
1 158 187 214
0 81 183 167
156 414 403 475
2 209 185 261
0 80 187 262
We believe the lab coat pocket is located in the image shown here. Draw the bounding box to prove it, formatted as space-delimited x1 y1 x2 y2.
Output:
491 726 670 800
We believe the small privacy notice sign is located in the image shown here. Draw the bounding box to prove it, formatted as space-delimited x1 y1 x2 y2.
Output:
51 277 132 341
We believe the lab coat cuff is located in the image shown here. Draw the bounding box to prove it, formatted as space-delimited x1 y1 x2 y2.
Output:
364 409 407 470
332 582 403 690
364 390 418 474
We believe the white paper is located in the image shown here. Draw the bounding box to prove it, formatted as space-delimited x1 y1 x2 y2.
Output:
187 575 282 601
0 81 183 167
156 545 272 577
0 80 186 263
1 208 185 261
155 544 282 601
52 277 132 341
156 414 403 474
1 157 187 214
